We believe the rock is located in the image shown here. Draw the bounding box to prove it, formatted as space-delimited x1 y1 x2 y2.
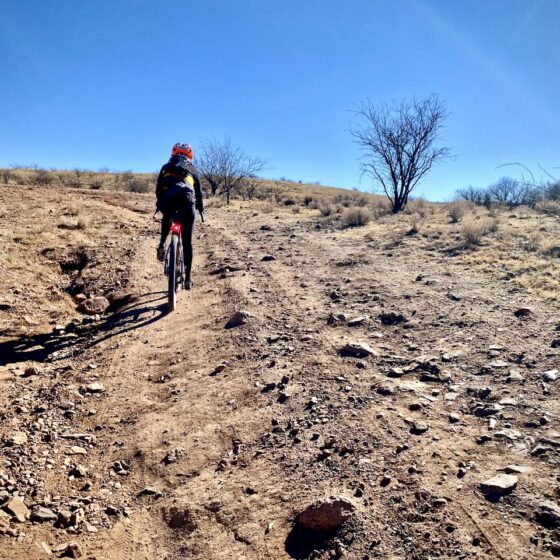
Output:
534 501 560 529
514 307 533 318
163 448 185 465
210 364 226 376
480 474 518 496
376 385 395 396
78 296 109 316
448 413 460 424
494 429 521 441
499 465 531 475
31 506 58 523
296 497 356 531
378 312 407 325
552 339 560 349
261 255 276 261
8 431 28 445
225 310 252 329
347 316 366 327
340 342 377 358
105 505 120 516
486 360 509 369
3 496 29 522
137 487 163 499
70 446 87 455
507 371 524 383
85 382 105 393
410 421 428 435
543 369 558 383
327 313 347 326
52 542 82 558
447 293 461 301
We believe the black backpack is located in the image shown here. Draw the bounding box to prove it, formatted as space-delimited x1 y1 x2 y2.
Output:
167 154 191 179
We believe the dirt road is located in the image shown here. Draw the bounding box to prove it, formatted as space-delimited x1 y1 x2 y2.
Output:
1 188 559 559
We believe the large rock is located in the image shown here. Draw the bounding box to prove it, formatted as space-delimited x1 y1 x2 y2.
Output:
297 497 356 531
31 506 58 523
78 296 109 316
480 474 518 496
534 500 560 529
339 342 377 358
3 496 29 523
225 310 253 329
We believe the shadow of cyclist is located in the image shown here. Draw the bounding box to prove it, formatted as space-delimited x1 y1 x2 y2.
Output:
0 291 167 367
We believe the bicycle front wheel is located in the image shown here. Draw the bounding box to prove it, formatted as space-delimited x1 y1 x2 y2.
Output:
168 234 179 311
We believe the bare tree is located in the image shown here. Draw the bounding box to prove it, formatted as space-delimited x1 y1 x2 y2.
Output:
352 95 450 213
456 185 490 206
197 137 266 204
487 177 533 207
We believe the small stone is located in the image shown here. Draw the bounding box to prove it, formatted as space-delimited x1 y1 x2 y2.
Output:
137 487 163 498
514 307 532 318
480 474 518 496
8 431 28 445
78 296 110 316
347 316 366 327
52 542 82 558
448 413 460 424
296 497 356 531
70 446 87 455
163 448 185 465
543 369 558 383
31 506 58 523
340 342 377 358
410 421 428 435
225 310 252 329
261 255 276 261
534 501 560 529
3 496 29 523
210 364 226 376
85 382 105 393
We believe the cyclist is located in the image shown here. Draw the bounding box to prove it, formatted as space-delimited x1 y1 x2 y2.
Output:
155 142 204 289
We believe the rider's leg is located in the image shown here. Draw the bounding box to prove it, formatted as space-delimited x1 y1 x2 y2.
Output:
181 205 196 287
157 214 170 261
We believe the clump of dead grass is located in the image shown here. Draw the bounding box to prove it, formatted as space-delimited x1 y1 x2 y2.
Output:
448 200 470 223
461 217 499 246
342 206 371 227
317 200 334 217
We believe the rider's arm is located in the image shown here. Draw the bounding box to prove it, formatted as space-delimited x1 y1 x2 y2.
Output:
193 170 204 213
155 165 167 200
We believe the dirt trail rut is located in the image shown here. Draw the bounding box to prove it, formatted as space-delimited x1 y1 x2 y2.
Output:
2 194 559 559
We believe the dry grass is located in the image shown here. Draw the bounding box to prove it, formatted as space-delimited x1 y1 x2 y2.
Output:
448 200 470 223
77 215 92 230
342 206 371 227
317 200 334 217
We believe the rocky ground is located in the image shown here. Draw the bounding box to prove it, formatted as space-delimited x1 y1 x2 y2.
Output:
0 184 559 559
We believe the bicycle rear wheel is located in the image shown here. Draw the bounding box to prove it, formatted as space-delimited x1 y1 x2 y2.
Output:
168 234 179 311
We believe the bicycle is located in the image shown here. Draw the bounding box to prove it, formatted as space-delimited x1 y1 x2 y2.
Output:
154 208 204 312
164 211 186 312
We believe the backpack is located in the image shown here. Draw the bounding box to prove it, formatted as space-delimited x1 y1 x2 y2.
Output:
167 154 191 180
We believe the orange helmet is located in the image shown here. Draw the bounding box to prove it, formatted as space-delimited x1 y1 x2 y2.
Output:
172 142 194 160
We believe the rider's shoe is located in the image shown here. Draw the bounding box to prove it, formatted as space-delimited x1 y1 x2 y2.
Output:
184 279 193 290
156 244 165 262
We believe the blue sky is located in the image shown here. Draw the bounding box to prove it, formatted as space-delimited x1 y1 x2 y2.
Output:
1 0 558 199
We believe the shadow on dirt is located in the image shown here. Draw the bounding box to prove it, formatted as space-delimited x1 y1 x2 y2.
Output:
0 292 167 367
284 524 334 559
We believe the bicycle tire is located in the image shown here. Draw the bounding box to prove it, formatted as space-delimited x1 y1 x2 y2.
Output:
168 234 178 311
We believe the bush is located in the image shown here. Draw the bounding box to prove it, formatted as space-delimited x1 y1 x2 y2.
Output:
342 206 371 227
369 197 392 217
303 194 314 206
0 169 12 184
128 178 151 193
283 197 296 206
536 200 560 216
461 220 486 246
406 197 429 217
77 215 91 229
407 213 422 235
448 200 470 223
90 177 105 190
317 200 334 217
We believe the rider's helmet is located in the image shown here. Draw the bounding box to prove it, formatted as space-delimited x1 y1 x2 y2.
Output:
171 142 194 160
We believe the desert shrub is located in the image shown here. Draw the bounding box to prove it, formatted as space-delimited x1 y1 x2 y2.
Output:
317 200 334 217
545 181 560 201
303 194 314 206
283 197 296 206
536 200 560 216
370 197 392 217
90 176 105 190
77 215 91 229
407 213 423 235
31 168 52 186
292 205 301 214
461 217 497 246
0 169 12 184
487 177 535 207
456 185 487 205
343 206 371 227
448 200 470 223
406 197 429 217
128 178 151 193
66 203 80 216
461 220 486 246
262 202 274 213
